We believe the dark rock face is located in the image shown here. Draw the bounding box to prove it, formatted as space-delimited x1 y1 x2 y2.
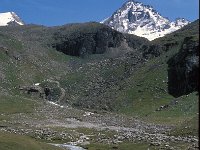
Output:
142 44 162 59
49 22 152 60
168 37 199 97
51 23 125 57
19 85 45 98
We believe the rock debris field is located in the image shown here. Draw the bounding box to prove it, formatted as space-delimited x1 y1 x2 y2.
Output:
0 101 198 150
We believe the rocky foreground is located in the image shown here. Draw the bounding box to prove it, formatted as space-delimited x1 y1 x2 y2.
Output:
0 101 198 150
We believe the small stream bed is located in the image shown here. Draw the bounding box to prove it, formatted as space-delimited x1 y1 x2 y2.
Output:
50 143 86 150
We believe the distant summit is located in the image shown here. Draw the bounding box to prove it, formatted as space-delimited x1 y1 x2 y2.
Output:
0 12 24 26
101 0 190 40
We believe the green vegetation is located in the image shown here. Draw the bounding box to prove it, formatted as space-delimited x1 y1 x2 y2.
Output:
83 142 157 150
169 115 199 136
0 21 198 112
0 34 23 52
0 132 62 150
83 141 194 150
0 95 36 114
116 53 198 124
112 20 199 126
0 20 198 149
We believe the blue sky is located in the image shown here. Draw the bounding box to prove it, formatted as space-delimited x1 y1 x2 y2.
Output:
0 0 199 26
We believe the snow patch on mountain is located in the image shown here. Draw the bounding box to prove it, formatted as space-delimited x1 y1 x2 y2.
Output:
0 12 24 26
101 0 190 41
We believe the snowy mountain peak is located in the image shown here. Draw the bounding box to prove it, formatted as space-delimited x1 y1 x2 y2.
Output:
101 0 190 41
0 12 24 26
174 18 190 27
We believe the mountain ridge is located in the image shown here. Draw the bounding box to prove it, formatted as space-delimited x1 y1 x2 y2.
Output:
101 0 190 40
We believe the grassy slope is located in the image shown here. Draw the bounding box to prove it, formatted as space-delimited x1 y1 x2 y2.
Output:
0 27 73 150
83 142 157 150
83 142 192 150
169 115 199 137
0 95 36 114
0 132 63 150
114 20 199 124
0 21 198 118
79 21 199 149
0 21 198 147
116 45 199 125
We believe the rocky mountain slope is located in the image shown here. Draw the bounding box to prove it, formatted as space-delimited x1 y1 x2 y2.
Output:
0 12 24 26
0 20 198 111
0 19 199 150
102 0 190 40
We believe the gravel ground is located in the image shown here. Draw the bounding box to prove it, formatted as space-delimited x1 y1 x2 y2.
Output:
0 102 199 150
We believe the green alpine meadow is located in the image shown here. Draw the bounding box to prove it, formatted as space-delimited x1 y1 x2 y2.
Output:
0 0 199 150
